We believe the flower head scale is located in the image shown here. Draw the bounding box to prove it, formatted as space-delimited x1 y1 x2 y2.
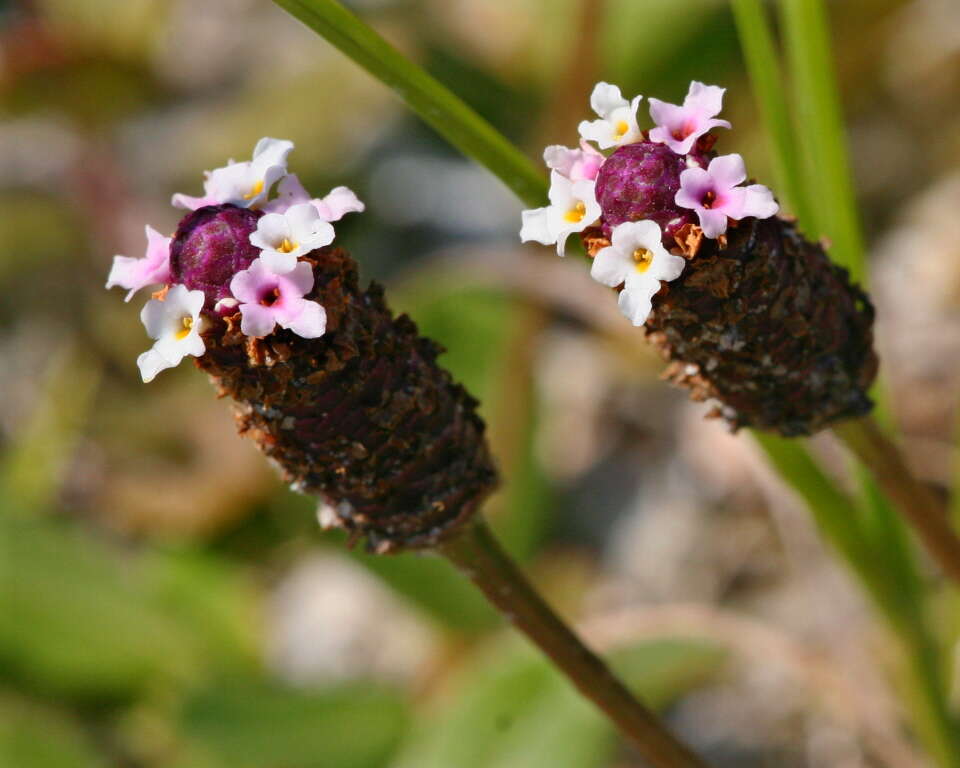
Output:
263 174 365 222
590 220 686 326
543 140 605 182
578 82 643 149
229 258 326 339
172 137 294 211
519 171 601 256
674 153 778 238
249 203 336 274
648 81 731 155
105 225 171 301
137 284 206 382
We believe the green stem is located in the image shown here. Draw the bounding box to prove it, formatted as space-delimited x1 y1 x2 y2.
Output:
439 521 711 768
270 0 547 208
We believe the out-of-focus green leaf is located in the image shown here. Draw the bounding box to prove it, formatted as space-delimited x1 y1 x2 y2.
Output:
141 548 263 675
0 348 99 515
0 693 107 768
730 0 812 227
0 515 195 701
779 0 865 284
395 637 723 768
180 680 408 768
348 548 498 633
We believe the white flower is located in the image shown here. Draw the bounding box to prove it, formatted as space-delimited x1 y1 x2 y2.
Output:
590 220 686 326
172 137 294 210
263 174 365 222
249 202 336 274
136 284 207 383
519 171 601 257
578 82 644 149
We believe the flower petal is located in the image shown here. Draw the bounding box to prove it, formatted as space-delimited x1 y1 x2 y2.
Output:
316 186 365 221
707 154 747 190
589 82 627 119
519 207 553 245
238 303 277 338
697 208 729 239
137 348 173 383
617 281 657 326
259 250 298 275
742 184 779 220
590 245 631 287
285 261 315 295
684 82 725 116
283 300 327 339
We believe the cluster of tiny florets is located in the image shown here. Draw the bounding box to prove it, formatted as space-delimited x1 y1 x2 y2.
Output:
519 81 779 327
105 138 364 382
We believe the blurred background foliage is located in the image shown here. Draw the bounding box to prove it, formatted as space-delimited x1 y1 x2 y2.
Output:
1 0 960 765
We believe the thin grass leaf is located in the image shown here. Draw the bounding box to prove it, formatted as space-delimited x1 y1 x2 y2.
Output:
270 0 547 208
730 0 813 229
779 0 866 284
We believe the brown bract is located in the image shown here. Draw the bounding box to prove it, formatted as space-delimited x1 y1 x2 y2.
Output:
195 247 498 552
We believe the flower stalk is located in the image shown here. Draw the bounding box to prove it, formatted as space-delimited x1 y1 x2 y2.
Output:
439 521 711 768
835 418 960 583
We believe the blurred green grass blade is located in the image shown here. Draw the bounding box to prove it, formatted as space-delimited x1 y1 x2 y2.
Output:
0 347 99 514
779 0 866 284
730 0 813 229
395 637 722 768
752 433 877 588
270 0 547 208
181 680 408 768
0 693 108 768
0 515 196 701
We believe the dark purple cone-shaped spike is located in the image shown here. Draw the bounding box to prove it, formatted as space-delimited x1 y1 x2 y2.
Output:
589 217 877 436
170 204 262 308
194 247 498 553
595 141 708 244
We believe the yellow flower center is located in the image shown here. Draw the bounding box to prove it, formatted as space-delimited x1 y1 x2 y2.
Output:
243 179 265 200
614 120 630 138
277 237 297 253
175 316 194 340
632 247 653 273
564 200 587 223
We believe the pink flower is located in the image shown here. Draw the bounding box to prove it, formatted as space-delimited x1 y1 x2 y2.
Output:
648 81 731 155
543 141 604 182
674 154 778 238
172 137 293 211
263 174 365 222
105 225 172 301
229 258 326 339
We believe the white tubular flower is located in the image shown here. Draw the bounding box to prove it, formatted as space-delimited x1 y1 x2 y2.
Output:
590 220 686 326
249 202 336 274
137 284 207 383
519 171 601 257
578 82 643 149
172 137 294 210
